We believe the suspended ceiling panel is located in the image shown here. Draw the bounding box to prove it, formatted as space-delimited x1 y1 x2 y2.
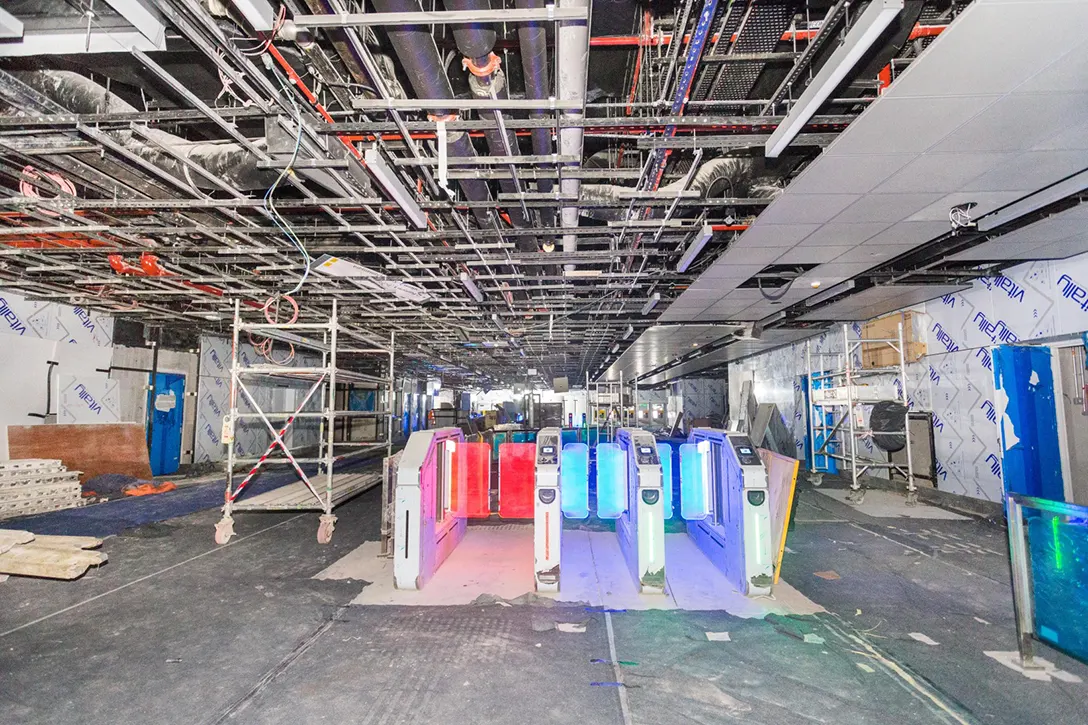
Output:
600 324 744 383
657 0 1088 331
950 203 1088 262
627 328 826 387
798 284 969 322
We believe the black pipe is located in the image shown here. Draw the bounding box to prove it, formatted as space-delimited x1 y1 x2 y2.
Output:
26 360 59 420
444 0 537 252
371 0 493 228
515 0 555 198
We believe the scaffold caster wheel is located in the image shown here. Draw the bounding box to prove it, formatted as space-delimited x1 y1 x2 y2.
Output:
846 488 866 506
214 517 235 545
317 514 337 544
905 490 919 507
808 472 824 487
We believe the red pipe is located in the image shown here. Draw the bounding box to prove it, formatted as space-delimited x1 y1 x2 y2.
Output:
590 23 946 47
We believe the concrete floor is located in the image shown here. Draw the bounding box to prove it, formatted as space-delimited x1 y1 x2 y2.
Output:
1 480 1086 725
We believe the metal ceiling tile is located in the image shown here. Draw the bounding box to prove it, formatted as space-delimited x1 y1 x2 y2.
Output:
833 193 946 224
930 92 1088 154
758 194 861 225
890 2 1088 98
794 222 891 247
826 96 999 156
872 152 1014 194
785 154 916 195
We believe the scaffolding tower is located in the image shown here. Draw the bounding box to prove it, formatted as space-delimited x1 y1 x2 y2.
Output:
214 299 393 545
587 372 627 442
806 322 917 506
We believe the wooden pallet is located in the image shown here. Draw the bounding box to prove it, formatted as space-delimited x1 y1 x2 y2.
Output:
233 472 381 511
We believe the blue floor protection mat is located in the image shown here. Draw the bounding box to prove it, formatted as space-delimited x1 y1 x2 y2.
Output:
2 465 345 537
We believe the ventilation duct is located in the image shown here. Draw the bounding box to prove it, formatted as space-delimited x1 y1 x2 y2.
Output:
516 0 556 239
556 0 590 266
579 157 778 221
4 70 285 191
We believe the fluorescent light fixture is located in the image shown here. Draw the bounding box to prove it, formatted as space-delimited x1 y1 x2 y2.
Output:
805 279 856 307
363 146 427 229
676 225 714 273
623 324 634 340
641 292 661 315
311 254 430 302
564 268 603 278
765 0 904 158
610 343 620 354
459 271 484 302
978 168 1088 232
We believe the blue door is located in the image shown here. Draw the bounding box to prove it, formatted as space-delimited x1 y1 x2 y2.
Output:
993 345 1064 501
149 373 185 476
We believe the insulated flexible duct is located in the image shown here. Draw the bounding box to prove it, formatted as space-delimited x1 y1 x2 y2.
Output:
579 156 781 221
370 0 493 229
6 70 282 191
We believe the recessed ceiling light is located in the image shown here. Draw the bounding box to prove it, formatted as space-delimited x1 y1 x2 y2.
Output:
810 281 822 289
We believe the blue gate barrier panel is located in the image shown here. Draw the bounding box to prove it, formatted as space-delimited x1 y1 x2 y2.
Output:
657 442 674 520
560 443 590 519
679 442 710 520
596 442 626 519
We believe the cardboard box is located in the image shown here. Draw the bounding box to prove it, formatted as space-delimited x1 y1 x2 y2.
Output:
861 311 925 368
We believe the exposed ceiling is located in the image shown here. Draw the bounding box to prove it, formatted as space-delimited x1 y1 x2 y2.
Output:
0 0 1084 390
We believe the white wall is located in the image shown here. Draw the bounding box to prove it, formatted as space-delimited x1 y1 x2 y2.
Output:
728 251 1088 503
0 291 117 459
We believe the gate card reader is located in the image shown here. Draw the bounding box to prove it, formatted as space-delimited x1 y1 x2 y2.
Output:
534 428 562 591
683 428 774 597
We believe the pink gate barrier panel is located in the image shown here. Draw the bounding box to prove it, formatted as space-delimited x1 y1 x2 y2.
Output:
498 442 535 519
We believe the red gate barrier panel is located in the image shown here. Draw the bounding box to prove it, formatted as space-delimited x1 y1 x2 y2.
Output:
498 442 535 519
459 441 492 518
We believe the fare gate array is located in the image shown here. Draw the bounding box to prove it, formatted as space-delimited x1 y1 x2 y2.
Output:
391 427 776 598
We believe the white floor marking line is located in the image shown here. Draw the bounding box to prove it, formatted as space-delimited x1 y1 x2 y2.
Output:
605 611 633 725
0 515 306 639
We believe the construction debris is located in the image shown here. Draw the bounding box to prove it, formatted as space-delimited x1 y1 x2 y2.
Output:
0 459 85 520
0 529 107 580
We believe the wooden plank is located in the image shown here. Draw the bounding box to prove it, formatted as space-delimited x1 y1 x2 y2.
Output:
31 534 103 550
7 424 152 484
233 472 381 511
0 545 107 580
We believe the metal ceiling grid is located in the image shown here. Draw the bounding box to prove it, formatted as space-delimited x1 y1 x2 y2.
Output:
0 0 982 389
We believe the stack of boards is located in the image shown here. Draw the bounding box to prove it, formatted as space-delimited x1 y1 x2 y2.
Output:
0 458 85 520
0 530 107 580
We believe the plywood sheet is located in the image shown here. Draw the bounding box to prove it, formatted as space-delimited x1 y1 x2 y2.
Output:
759 448 800 585
7 423 151 484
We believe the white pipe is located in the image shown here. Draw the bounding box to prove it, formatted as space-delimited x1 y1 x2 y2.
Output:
556 0 590 269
